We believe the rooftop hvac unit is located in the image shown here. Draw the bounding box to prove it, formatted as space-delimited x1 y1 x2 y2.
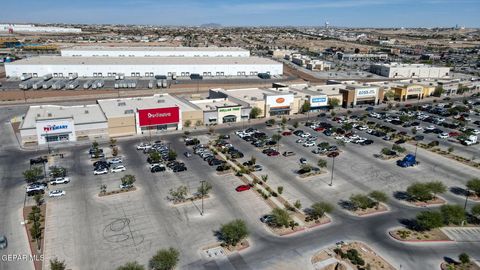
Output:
48 113 52 117
118 102 126 106
157 99 165 103
37 114 40 117
85 110 89 114
251 97 257 101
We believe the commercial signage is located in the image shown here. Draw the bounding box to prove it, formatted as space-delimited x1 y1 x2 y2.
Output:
36 119 74 135
356 88 378 98
138 107 180 127
407 86 423 94
218 107 240 113
310 95 328 106
266 94 294 108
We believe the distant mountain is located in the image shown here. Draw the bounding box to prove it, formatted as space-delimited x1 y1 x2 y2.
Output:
200 23 222 28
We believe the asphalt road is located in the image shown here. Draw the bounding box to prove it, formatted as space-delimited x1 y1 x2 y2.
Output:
0 101 479 270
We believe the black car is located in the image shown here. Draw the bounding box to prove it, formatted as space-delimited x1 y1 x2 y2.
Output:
414 135 424 141
30 156 48 165
230 152 244 159
216 164 231 171
172 165 187 172
151 166 166 173
209 159 223 166
185 138 200 146
93 160 109 167
323 130 332 136
218 134 230 139
360 139 374 145
395 139 406 144
243 160 255 166
293 130 304 136
27 189 45 196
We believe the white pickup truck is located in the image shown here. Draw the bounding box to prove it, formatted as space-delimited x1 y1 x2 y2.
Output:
49 177 70 185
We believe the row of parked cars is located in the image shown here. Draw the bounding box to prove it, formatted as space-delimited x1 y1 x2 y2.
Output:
26 163 69 197
192 144 229 171
140 141 188 173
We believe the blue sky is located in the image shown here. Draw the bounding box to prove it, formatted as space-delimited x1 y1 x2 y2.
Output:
1 0 479 27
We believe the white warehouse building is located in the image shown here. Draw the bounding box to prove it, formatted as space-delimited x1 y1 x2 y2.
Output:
0 24 82 33
369 63 450 79
5 56 283 78
61 46 250 57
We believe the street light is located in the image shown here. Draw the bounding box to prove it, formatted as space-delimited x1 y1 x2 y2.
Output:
464 188 470 211
327 151 339 186
200 180 206 216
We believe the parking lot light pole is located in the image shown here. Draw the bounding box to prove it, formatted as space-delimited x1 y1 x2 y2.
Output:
464 188 470 210
200 180 205 216
327 151 339 187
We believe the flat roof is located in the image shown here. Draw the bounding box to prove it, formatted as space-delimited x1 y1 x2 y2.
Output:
62 46 248 52
9 56 279 66
217 88 286 104
189 98 241 111
372 63 447 68
21 104 106 129
283 84 343 96
97 94 199 118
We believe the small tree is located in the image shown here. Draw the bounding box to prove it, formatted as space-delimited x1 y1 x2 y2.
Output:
293 121 299 128
281 116 287 125
100 184 107 195
294 200 302 209
117 261 145 270
219 219 248 247
249 107 262 119
33 193 43 206
277 186 283 194
369 190 388 209
440 204 465 225
458 253 470 265
471 204 480 218
328 98 340 110
149 152 162 163
271 134 282 151
415 211 444 231
309 202 333 219
110 138 117 147
92 141 99 149
121 175 136 186
23 167 43 183
426 181 446 196
271 208 291 228
149 247 179 270
249 156 256 165
169 186 188 202
195 120 202 127
447 146 454 153
317 159 327 170
350 194 375 210
167 150 177 160
197 182 212 196
466 178 480 197
406 182 434 202
50 258 66 270
112 146 119 157
433 86 444 97
261 174 268 183
301 100 311 113
184 120 192 128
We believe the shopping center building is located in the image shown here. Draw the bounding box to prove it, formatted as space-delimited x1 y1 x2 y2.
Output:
187 97 250 125
19 104 108 145
97 94 202 137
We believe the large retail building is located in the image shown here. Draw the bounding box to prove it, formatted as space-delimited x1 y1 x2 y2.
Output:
369 63 450 79
20 104 108 145
5 56 282 78
61 46 250 57
97 94 202 137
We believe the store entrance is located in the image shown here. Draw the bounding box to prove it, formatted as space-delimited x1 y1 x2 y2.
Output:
222 115 237 123
45 134 70 143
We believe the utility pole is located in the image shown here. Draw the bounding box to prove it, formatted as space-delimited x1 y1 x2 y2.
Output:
414 142 418 158
200 180 206 216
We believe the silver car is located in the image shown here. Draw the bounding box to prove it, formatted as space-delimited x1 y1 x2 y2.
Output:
0 235 7 249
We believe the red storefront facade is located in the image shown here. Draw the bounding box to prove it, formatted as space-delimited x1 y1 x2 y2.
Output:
136 107 181 133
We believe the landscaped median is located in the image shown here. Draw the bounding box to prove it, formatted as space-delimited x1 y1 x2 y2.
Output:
311 241 396 270
389 203 480 242
395 181 448 208
339 191 390 217
210 144 333 236
411 141 480 169
98 175 137 197
23 203 46 270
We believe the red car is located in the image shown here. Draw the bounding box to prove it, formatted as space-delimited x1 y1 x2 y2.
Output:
267 150 280 156
449 132 461 137
282 131 292 136
314 127 325 132
235 185 251 192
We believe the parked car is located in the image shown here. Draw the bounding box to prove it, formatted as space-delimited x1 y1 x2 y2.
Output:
49 177 70 185
0 235 7 249
184 151 192 158
151 165 166 173
438 133 449 139
136 143 152 150
260 215 276 224
172 165 187 172
93 168 108 175
299 158 307 164
282 131 292 136
235 185 251 192
216 164 230 171
282 151 295 157
49 190 66 197
119 183 133 189
30 156 48 165
108 158 123 165
110 165 126 173
252 164 263 171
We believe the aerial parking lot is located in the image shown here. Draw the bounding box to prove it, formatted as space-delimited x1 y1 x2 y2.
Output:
1 93 480 270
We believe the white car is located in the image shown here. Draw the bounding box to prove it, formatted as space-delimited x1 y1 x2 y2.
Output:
110 165 126 173
303 141 316 147
414 126 423 131
109 158 123 165
149 163 163 169
300 133 311 138
93 168 108 175
295 139 305 144
334 135 345 140
425 125 435 131
49 177 70 185
358 126 368 131
136 143 152 150
472 129 480 135
49 190 65 197
438 133 449 139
